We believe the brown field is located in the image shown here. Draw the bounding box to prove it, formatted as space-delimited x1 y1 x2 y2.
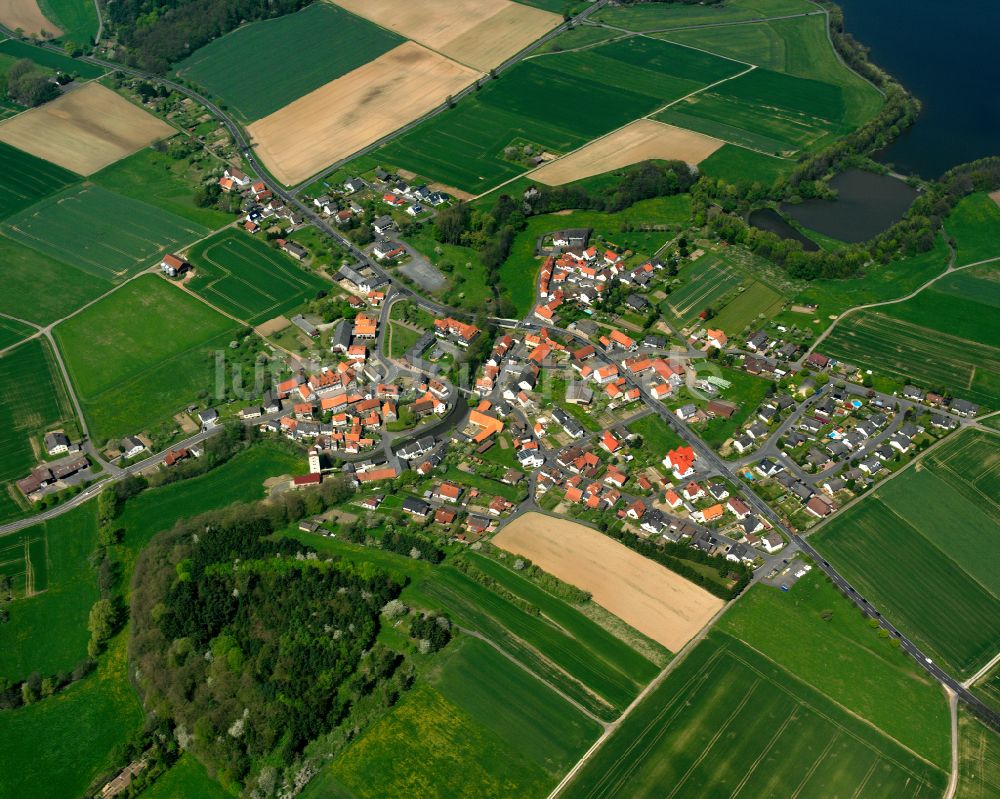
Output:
532 119 723 186
248 42 480 186
493 512 724 651
331 0 559 71
0 0 60 36
0 83 174 174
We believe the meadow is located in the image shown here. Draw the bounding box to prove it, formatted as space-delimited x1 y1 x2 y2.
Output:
593 0 814 31
3 184 211 282
37 0 99 45
139 755 232 799
957 709 1000 799
946 192 1000 265
174 3 403 122
664 257 744 325
0 38 104 78
186 229 328 323
561 632 947 799
720 571 951 767
811 430 1000 679
54 275 236 441
698 143 793 185
709 278 786 334
0 140 78 220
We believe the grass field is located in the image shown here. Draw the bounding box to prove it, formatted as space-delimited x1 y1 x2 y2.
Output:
186 229 328 323
377 37 742 194
698 143 793 185
0 140 78 221
37 0 99 45
561 632 947 799
0 338 74 517
947 192 1000 266
54 275 236 441
664 257 744 325
811 430 1000 679
710 278 786 334
309 635 601 798
0 38 103 78
174 3 403 122
957 709 1000 799
593 0 814 31
3 184 211 282
139 755 232 799
720 571 951 767
0 234 111 325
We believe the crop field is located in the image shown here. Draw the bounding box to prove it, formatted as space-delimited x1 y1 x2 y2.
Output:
975 665 1000 714
710 278 786 334
0 139 78 220
54 275 236 440
309 635 600 799
186 229 328 323
377 37 742 194
696 143 793 184
811 430 1000 679
174 3 404 122
0 38 103 78
0 82 174 174
593 0 814 31
0 315 32 349
720 571 951 767
0 527 47 599
948 192 1000 265
0 0 55 35
957 709 1000 799
664 257 744 324
4 184 211 282
561 633 948 799
820 309 1000 407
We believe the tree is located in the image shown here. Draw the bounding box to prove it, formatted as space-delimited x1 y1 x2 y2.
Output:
88 599 117 654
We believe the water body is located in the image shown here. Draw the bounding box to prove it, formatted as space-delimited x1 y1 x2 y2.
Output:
780 169 918 243
836 0 1000 178
748 208 819 251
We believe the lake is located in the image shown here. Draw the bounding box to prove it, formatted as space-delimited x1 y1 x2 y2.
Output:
748 208 819 251
836 0 1000 178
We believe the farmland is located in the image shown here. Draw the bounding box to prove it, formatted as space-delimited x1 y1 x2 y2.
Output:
697 143 793 185
0 38 104 78
957 709 1000 799
664 257 744 325
174 3 404 122
720 571 951 766
709 278 786 335
811 430 1000 679
0 139 78 220
0 315 32 349
54 275 236 441
976 664 1000 714
947 191 1000 265
0 0 56 35
36 0 99 45
186 229 328 323
593 0 815 31
561 632 946 799
4 184 211 282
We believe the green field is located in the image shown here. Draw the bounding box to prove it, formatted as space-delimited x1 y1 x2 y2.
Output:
975 663 1000 715
593 0 815 31
710 278 786 334
308 635 600 799
0 315 33 349
377 38 742 194
174 3 403 122
4 184 211 282
0 526 48 600
811 430 1000 678
186 229 328 323
947 192 1000 266
139 755 232 799
664 257 744 324
698 143 793 185
54 275 236 441
37 0 99 45
957 709 1000 799
0 38 104 78
720 571 951 767
627 413 686 453
561 632 947 799
0 140 78 221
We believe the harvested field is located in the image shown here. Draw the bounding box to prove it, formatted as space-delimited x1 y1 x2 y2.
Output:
493 512 723 650
0 83 174 175
533 119 722 186
249 42 480 185
0 0 59 36
331 0 559 71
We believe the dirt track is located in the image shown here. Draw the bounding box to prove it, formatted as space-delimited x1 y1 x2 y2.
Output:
0 0 60 36
494 512 723 652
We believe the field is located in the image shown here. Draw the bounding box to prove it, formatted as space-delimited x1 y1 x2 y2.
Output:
36 0 98 45
0 38 104 78
377 37 743 194
0 315 32 349
140 756 231 799
0 82 174 174
560 632 948 799
697 143 793 185
975 663 1000 714
664 257 744 325
4 184 211 282
0 139 78 220
174 3 404 122
957 709 1000 799
0 338 74 518
811 430 1000 679
54 275 236 441
720 570 951 767
186 229 328 323
947 192 1000 266
493 513 723 651
0 0 57 35
710 278 786 334
249 42 480 186
532 119 722 186
331 0 560 72
308 635 600 798
593 0 815 31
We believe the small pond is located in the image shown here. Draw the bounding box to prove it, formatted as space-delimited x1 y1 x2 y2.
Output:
748 208 819 252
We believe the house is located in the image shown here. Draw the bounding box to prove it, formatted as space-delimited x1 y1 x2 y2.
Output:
663 446 696 479
731 435 754 454
434 481 463 504
727 497 751 519
517 448 544 469
240 406 262 420
373 240 406 260
339 265 373 294
402 497 430 518
600 430 622 454
805 495 835 518
344 177 366 194
726 543 754 563
705 329 727 349
950 398 979 417
360 495 383 511
683 481 705 501
44 432 70 455
696 503 724 523
164 448 189 467
372 215 395 235
121 436 146 459
755 458 783 477
675 404 698 421
291 314 319 338
435 507 458 525
565 383 593 405
280 241 308 261
760 532 784 554
805 352 830 369
197 408 218 429
292 474 322 489
708 399 738 420
160 253 188 277
707 482 730 501
739 515 764 535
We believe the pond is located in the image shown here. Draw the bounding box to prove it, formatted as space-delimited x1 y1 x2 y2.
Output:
780 169 918 244
748 208 819 252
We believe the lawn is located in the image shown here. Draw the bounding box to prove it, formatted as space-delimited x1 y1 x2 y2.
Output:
386 321 422 359
0 140 78 221
710 278 787 335
719 570 951 767
3 184 211 282
0 234 111 325
946 192 1000 266
663 257 744 326
698 143 793 185
627 413 686 454
92 146 233 228
308 634 600 799
173 3 403 122
811 430 1000 679
54 275 237 441
0 38 104 78
695 365 772 449
560 632 948 799
186 229 328 323
139 755 232 799
37 0 99 45
957 709 1000 799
